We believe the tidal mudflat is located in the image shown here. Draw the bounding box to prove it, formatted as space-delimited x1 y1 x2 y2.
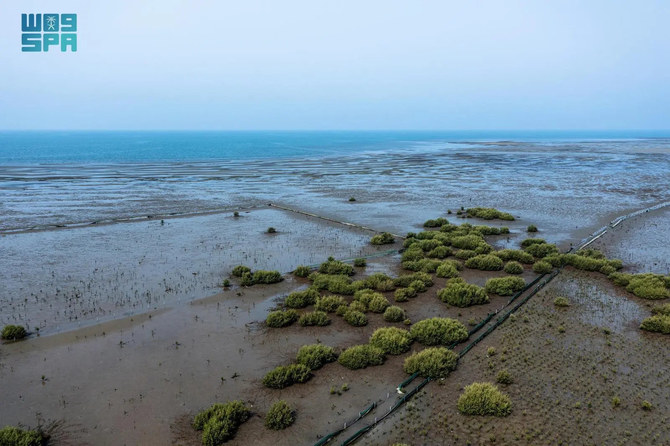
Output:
2 136 669 446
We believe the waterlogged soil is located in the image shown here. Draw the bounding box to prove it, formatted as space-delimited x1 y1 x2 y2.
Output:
589 205 670 274
0 208 389 335
359 269 670 446
1 198 669 445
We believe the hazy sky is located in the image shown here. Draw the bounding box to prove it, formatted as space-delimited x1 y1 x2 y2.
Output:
1 0 669 130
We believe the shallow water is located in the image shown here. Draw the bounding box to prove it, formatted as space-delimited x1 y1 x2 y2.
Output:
0 208 393 334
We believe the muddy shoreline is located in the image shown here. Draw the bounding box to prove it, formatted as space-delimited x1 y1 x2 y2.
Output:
1 198 669 445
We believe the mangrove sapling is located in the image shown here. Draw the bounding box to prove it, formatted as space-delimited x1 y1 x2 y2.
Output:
436 262 459 278
252 270 283 284
524 241 559 258
338 344 385 370
553 296 570 307
298 311 331 327
394 287 416 302
266 309 299 328
485 277 526 296
1 324 27 341
343 310 368 327
361 273 396 291
410 317 468 345
231 265 251 278
284 288 320 308
504 261 524 275
437 279 489 307
383 306 406 322
347 301 367 313
262 364 312 389
393 272 433 288
318 257 355 276
315 295 347 312
640 314 670 334
309 273 359 295
370 232 395 245
369 327 413 355
353 258 367 267
267 227 277 233
193 400 250 444
457 382 512 416
296 344 337 370
465 254 504 271
496 370 513 385
527 224 538 232
0 426 47 446
403 347 458 378
423 217 449 228
427 246 452 259
532 260 553 274
493 249 535 264
609 273 670 300
265 400 295 430
466 207 515 221
293 265 311 277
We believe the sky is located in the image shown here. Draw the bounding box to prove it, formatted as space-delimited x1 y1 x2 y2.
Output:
1 0 669 130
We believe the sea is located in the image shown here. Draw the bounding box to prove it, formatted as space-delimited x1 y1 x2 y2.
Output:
1 130 669 233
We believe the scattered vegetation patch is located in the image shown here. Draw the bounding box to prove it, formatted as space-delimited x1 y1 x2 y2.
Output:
553 296 570 307
231 265 251 278
523 241 559 258
457 382 512 417
309 273 359 295
193 400 251 445
640 314 670 334
266 309 299 328
360 273 396 291
383 306 406 322
393 272 434 288
343 310 368 327
1 325 27 341
503 261 524 275
424 217 449 228
496 369 513 385
293 265 311 277
267 227 277 234
485 277 526 296
394 287 416 302
532 260 553 274
370 232 395 245
265 400 295 430
527 224 538 232
610 273 670 300
465 254 504 271
262 364 312 389
338 344 385 370
0 426 47 446
410 317 468 346
298 311 331 327
438 279 489 307
474 225 510 235
252 270 284 284
296 344 337 370
466 207 515 221
284 288 320 308
353 258 367 267
318 257 354 276
369 327 413 355
493 249 534 264
401 258 442 273
403 347 458 378
315 295 347 313
436 262 460 278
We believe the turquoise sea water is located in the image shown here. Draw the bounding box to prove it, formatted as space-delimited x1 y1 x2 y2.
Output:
0 130 669 233
1 130 669 163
